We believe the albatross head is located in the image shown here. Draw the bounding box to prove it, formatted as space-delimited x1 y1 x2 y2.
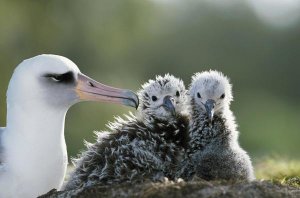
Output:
7 54 139 111
137 74 188 122
189 70 233 122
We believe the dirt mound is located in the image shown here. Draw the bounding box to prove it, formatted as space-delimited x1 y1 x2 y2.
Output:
39 178 300 198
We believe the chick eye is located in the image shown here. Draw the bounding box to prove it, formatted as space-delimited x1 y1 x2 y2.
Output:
176 91 180 97
197 92 201 98
220 93 225 99
152 96 158 101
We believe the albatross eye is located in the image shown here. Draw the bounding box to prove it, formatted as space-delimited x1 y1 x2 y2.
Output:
152 96 158 101
197 92 201 98
51 75 63 82
176 91 180 97
45 72 74 84
220 93 225 99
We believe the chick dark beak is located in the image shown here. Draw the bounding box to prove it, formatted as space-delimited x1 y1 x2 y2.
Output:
162 95 176 116
204 99 216 123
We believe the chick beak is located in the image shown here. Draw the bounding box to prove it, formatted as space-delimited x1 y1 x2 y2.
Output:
204 99 216 123
162 95 176 116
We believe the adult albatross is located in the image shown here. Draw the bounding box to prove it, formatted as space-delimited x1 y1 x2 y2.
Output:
0 54 138 198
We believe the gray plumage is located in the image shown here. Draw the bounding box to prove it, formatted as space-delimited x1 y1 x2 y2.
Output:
64 74 190 190
177 70 255 181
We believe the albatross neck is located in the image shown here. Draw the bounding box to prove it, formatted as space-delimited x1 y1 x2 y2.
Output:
4 100 69 167
2 100 69 193
6 101 68 139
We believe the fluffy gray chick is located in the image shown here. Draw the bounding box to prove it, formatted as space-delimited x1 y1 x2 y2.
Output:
178 70 255 181
64 74 190 190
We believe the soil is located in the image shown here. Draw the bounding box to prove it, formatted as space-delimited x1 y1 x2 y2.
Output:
39 178 300 198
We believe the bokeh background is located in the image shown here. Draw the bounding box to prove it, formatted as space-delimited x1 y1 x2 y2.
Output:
0 0 299 162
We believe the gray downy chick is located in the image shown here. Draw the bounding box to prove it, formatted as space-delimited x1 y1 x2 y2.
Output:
177 70 255 181
64 74 190 190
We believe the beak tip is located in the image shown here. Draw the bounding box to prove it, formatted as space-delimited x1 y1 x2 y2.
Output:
123 90 139 109
135 96 140 109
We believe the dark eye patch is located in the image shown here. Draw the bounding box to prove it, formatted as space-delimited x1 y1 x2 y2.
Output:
152 96 158 101
44 71 75 84
197 92 201 98
220 93 225 99
176 91 180 97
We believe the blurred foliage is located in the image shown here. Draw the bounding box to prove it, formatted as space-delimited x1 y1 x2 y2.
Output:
0 0 299 159
255 156 300 187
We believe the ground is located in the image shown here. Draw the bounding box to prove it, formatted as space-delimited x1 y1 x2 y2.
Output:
39 157 300 198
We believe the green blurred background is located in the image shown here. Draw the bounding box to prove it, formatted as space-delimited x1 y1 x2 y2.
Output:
0 0 299 161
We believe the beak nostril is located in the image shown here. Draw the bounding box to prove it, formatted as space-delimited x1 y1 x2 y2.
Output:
88 81 95 87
